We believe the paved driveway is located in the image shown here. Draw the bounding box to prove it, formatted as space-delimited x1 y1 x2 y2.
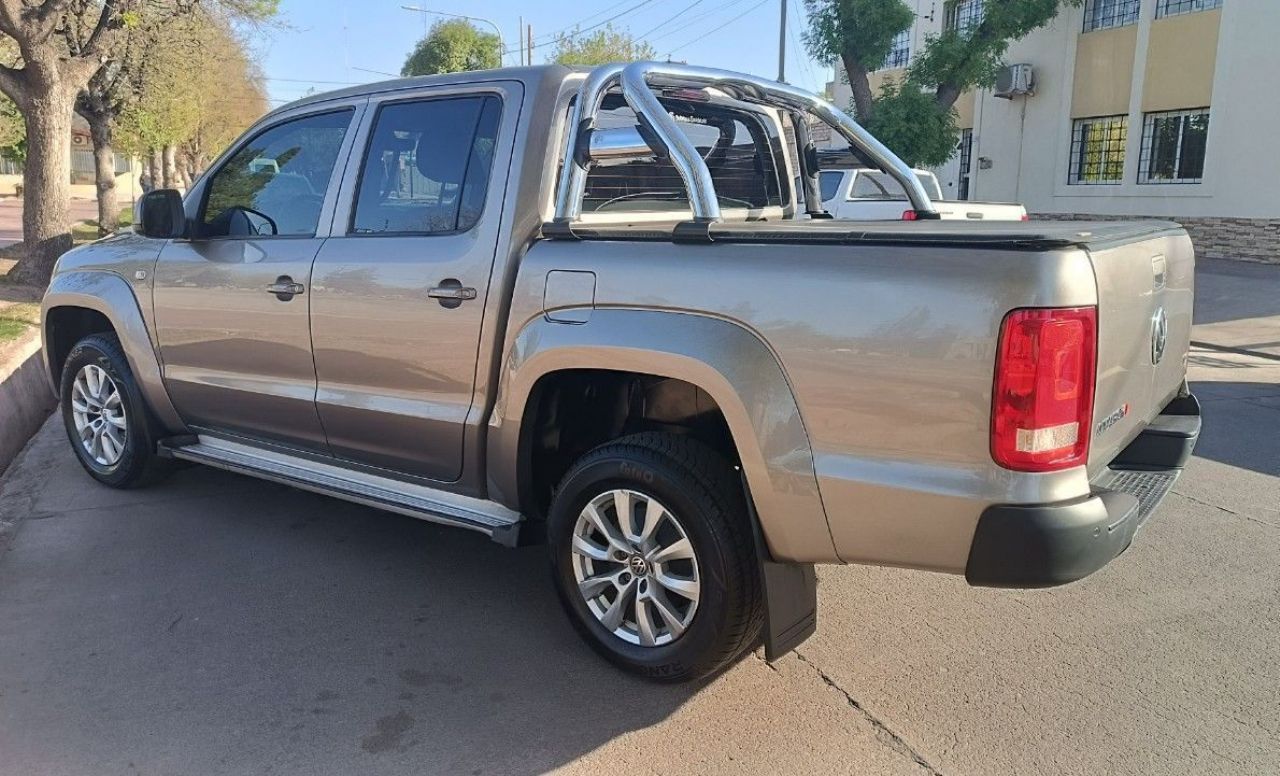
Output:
0 260 1277 775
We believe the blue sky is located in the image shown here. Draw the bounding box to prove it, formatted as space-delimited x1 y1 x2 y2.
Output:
254 0 834 107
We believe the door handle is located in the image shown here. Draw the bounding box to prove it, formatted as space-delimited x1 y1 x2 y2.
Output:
427 279 477 309
266 276 305 301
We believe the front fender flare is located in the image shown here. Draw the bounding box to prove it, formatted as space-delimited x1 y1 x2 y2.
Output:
42 271 187 434
487 309 837 563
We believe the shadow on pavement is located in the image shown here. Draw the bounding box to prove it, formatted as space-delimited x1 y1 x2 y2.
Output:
1187 379 1280 477
0 461 699 775
1193 258 1280 327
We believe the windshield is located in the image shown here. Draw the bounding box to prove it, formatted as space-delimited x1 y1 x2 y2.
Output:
849 171 944 201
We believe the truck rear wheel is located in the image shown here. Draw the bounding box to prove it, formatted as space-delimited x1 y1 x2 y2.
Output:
59 333 171 489
547 432 763 682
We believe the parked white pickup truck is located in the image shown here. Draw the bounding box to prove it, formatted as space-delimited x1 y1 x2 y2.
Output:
816 167 1028 221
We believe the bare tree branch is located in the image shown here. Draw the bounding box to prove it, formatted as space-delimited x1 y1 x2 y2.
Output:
22 0 74 45
80 0 121 58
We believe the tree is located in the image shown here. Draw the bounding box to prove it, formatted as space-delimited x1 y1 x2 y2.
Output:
549 24 656 66
803 0 1081 166
0 0 131 283
0 0 276 284
78 8 266 235
401 19 500 77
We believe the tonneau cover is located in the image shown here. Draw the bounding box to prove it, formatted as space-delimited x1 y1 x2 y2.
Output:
545 219 1186 252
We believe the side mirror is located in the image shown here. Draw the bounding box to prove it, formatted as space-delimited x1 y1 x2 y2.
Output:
136 189 187 239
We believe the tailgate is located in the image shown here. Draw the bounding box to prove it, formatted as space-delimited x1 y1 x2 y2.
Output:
1086 229 1195 474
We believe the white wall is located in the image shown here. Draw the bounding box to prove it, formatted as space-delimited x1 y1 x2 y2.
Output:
963 1 1280 218
828 2 1280 218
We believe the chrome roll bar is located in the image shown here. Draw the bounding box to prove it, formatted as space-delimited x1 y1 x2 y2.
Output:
552 61 938 224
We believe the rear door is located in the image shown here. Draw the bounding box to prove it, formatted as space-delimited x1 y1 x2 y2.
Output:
308 84 518 482
153 105 361 451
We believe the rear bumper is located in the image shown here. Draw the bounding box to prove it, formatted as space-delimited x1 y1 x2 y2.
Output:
965 393 1201 588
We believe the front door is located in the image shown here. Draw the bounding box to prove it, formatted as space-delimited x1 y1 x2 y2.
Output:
153 107 359 451
309 89 512 481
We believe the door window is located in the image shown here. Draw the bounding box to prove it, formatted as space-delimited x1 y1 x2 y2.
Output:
201 109 354 238
351 95 503 235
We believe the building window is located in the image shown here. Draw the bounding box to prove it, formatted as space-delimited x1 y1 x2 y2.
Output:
946 0 984 34
1156 0 1221 18
1069 115 1128 185
883 30 910 69
1138 108 1209 184
1083 0 1141 32
958 129 974 200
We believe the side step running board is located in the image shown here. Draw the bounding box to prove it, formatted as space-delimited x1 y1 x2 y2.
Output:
160 436 524 546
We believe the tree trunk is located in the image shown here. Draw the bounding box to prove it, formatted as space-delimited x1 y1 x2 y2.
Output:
149 148 163 190
935 83 964 111
177 152 193 190
10 85 76 286
85 111 118 238
162 144 178 190
841 52 876 123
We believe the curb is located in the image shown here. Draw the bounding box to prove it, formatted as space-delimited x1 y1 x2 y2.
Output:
0 330 56 478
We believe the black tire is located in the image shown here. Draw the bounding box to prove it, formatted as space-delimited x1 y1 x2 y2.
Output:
547 432 763 682
59 333 171 489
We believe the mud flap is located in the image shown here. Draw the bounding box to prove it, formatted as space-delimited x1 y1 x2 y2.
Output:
759 557 818 660
743 476 818 660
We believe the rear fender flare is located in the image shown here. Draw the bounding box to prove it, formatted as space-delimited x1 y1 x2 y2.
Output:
488 308 837 563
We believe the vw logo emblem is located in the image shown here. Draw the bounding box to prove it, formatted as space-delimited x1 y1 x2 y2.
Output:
1151 307 1169 365
628 555 649 576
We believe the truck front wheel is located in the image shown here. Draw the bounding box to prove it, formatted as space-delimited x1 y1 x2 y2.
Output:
59 333 171 489
547 432 763 682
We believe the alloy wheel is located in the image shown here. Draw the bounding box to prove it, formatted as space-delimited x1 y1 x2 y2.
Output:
70 364 128 466
570 489 701 647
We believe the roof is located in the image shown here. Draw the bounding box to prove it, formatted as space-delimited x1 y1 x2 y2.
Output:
268 64 578 117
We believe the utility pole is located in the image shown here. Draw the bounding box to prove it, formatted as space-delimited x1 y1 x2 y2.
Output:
777 0 787 83
527 24 534 66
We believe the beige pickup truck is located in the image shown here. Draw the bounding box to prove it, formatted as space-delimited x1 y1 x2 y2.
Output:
42 62 1199 682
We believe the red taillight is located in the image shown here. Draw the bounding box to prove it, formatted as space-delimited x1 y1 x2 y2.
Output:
991 307 1097 472
901 209 918 221
1020 213 1030 222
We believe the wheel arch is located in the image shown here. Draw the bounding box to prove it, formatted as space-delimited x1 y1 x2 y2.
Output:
42 271 187 434
487 309 836 563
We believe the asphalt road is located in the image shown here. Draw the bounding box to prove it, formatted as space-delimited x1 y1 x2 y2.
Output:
0 197 101 246
1 259 1277 775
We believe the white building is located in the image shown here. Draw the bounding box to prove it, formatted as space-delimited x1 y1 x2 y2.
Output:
825 0 1279 262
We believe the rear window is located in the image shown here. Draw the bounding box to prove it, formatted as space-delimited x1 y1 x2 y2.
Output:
581 96 786 213
849 171 944 201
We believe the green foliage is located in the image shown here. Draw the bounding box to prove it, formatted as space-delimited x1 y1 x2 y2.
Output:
862 81 959 167
113 11 268 162
909 0 1082 96
803 0 1081 166
549 24 656 66
0 96 23 161
401 19 501 77
802 0 914 72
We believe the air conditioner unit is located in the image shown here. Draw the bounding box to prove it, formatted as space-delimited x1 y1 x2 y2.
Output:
994 64 1035 99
